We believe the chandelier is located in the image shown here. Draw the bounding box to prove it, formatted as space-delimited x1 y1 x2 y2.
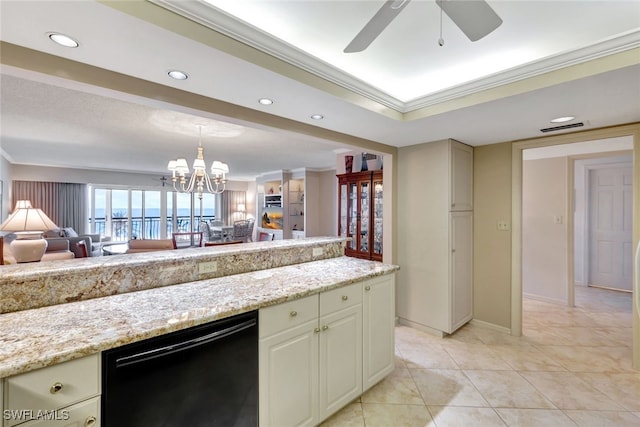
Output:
167 126 229 199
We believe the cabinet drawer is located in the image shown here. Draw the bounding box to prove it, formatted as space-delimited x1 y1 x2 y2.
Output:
4 355 100 427
320 283 362 316
10 396 100 427
260 295 319 338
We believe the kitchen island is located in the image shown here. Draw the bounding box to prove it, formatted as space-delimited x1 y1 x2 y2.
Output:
0 237 398 426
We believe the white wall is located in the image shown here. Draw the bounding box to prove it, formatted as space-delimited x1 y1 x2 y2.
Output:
0 154 12 221
522 157 568 304
316 170 337 236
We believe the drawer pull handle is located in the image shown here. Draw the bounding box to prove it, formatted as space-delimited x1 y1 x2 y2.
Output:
322 325 329 331
342 295 348 301
290 311 298 317
365 285 371 291
50 382 63 394
85 416 97 427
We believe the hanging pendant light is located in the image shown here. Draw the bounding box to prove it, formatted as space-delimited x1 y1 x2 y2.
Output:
167 126 229 199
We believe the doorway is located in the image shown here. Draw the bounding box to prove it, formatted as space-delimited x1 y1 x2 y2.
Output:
511 125 639 369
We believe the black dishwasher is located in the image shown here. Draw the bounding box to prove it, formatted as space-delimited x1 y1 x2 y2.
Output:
102 311 258 427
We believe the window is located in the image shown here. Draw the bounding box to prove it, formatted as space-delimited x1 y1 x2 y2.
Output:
89 186 219 240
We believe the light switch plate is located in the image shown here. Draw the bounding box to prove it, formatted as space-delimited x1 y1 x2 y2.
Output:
198 261 218 274
497 220 510 231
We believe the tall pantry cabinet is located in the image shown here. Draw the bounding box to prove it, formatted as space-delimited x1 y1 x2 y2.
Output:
397 139 473 335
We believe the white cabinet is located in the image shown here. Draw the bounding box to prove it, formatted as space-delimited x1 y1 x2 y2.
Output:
3 355 100 427
260 278 395 427
450 211 474 332
318 284 362 420
363 275 395 391
259 295 319 427
398 139 473 335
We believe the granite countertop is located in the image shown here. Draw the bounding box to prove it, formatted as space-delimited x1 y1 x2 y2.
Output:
0 256 398 379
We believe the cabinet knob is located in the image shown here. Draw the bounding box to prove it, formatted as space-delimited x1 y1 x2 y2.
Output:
289 311 297 317
364 285 371 291
342 295 348 301
84 416 97 427
50 382 63 394
322 325 329 331
314 327 320 333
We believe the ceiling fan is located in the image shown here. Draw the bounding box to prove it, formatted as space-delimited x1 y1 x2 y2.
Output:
344 0 503 53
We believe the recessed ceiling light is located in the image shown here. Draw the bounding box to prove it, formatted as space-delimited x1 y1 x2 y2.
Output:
48 33 79 48
310 114 324 120
168 70 188 80
258 98 274 105
550 116 575 123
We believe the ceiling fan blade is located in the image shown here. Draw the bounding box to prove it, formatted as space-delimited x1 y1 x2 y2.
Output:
436 0 502 41
344 0 412 53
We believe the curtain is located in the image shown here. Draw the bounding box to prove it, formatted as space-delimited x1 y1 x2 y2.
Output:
220 191 246 225
12 181 87 233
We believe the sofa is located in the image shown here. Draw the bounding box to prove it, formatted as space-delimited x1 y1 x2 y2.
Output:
44 228 109 257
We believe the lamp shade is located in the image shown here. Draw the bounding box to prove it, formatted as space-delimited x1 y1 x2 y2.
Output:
0 202 58 232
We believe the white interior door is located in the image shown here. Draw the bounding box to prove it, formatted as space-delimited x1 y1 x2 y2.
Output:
588 166 633 291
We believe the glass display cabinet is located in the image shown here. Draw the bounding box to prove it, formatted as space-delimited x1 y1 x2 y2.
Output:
337 170 383 261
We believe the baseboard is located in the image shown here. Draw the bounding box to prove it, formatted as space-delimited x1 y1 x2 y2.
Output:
397 317 445 338
469 319 511 335
523 292 567 306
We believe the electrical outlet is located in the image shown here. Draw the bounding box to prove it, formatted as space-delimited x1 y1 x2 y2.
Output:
198 261 218 274
312 247 323 257
497 220 510 231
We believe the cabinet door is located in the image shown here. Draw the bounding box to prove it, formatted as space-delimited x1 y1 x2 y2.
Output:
318 304 362 421
372 176 383 261
347 181 358 252
363 275 395 391
450 142 473 211
259 319 319 427
449 211 473 333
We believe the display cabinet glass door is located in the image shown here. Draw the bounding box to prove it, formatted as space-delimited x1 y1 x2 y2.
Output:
337 171 382 261
373 178 383 259
359 180 370 255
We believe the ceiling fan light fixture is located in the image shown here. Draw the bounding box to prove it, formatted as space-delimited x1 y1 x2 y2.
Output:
550 116 575 123
168 70 188 80
48 33 79 48
258 98 274 105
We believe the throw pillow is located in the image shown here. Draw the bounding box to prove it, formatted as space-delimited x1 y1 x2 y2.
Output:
62 227 79 238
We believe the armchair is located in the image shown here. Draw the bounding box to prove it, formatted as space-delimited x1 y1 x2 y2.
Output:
45 228 109 257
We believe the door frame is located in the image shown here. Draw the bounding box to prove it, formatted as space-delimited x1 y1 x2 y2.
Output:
511 123 640 370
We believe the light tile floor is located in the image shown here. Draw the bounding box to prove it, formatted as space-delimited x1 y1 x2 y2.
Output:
321 285 639 426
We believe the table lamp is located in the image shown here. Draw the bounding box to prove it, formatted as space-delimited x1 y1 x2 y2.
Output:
0 200 58 263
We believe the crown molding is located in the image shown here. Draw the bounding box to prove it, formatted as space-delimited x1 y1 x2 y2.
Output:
149 1 640 117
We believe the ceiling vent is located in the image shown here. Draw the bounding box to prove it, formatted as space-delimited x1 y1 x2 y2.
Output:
540 122 584 133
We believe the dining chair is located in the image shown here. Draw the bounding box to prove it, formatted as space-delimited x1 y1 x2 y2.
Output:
231 220 250 243
171 232 204 249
